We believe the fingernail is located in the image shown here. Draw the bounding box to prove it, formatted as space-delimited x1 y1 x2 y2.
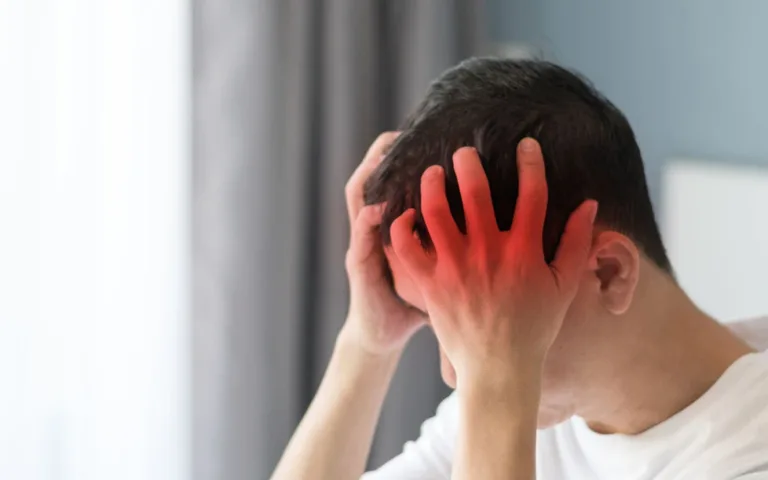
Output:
519 138 537 152
425 165 442 178
589 201 599 224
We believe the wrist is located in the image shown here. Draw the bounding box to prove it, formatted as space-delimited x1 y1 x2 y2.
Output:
337 317 409 358
457 358 544 406
319 327 403 404
336 323 404 368
454 360 541 480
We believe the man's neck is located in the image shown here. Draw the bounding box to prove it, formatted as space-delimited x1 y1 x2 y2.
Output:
574 269 754 435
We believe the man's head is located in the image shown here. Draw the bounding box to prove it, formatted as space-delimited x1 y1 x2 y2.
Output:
363 58 671 426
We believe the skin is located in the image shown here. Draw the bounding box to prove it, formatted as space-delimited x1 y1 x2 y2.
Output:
272 132 425 480
387 139 600 478
272 133 754 480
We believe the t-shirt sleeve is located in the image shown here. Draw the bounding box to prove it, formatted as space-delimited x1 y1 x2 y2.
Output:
361 393 458 480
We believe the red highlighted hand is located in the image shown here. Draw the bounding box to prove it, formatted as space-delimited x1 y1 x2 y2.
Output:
389 138 598 389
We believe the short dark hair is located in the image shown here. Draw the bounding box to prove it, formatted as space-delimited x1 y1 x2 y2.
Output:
363 57 672 272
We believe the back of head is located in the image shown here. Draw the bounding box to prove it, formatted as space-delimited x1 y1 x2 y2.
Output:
364 57 671 272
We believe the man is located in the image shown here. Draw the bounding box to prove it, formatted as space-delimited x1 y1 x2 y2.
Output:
272 59 768 479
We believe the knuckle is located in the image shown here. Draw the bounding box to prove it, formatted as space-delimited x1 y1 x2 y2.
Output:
421 199 444 218
344 249 358 272
375 131 398 146
358 204 375 221
345 185 361 208
344 177 358 196
465 182 489 202
351 218 364 237
391 231 413 255
440 257 462 279
520 187 547 206
353 210 371 233
367 131 398 157
522 171 548 193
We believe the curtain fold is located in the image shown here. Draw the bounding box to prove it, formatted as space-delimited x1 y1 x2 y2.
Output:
192 1 487 478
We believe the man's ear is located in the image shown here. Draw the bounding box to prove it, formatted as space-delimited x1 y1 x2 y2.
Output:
588 231 641 315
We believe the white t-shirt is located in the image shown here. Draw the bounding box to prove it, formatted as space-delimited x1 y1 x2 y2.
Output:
363 317 768 479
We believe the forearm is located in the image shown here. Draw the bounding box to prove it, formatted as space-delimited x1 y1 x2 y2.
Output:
452 365 542 480
271 324 402 480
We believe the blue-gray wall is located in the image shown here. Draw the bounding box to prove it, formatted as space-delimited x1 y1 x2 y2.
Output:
488 0 768 205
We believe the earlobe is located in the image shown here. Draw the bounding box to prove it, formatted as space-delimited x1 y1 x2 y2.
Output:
591 232 640 315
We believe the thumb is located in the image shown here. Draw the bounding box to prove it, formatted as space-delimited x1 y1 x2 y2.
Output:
346 203 386 269
550 200 598 294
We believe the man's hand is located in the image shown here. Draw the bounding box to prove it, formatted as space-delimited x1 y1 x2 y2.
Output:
389 138 597 479
389 138 597 387
272 132 426 480
342 132 427 355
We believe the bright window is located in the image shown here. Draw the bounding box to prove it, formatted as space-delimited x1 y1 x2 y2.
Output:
0 2 190 479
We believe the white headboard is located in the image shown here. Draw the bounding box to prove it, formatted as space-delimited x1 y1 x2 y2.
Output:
662 160 768 322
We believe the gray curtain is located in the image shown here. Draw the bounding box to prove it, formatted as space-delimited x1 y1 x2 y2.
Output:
192 1 487 478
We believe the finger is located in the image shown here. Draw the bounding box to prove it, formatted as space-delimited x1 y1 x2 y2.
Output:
345 131 400 225
452 147 498 240
347 203 386 265
550 200 598 293
420 165 462 256
511 138 548 258
390 209 434 276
